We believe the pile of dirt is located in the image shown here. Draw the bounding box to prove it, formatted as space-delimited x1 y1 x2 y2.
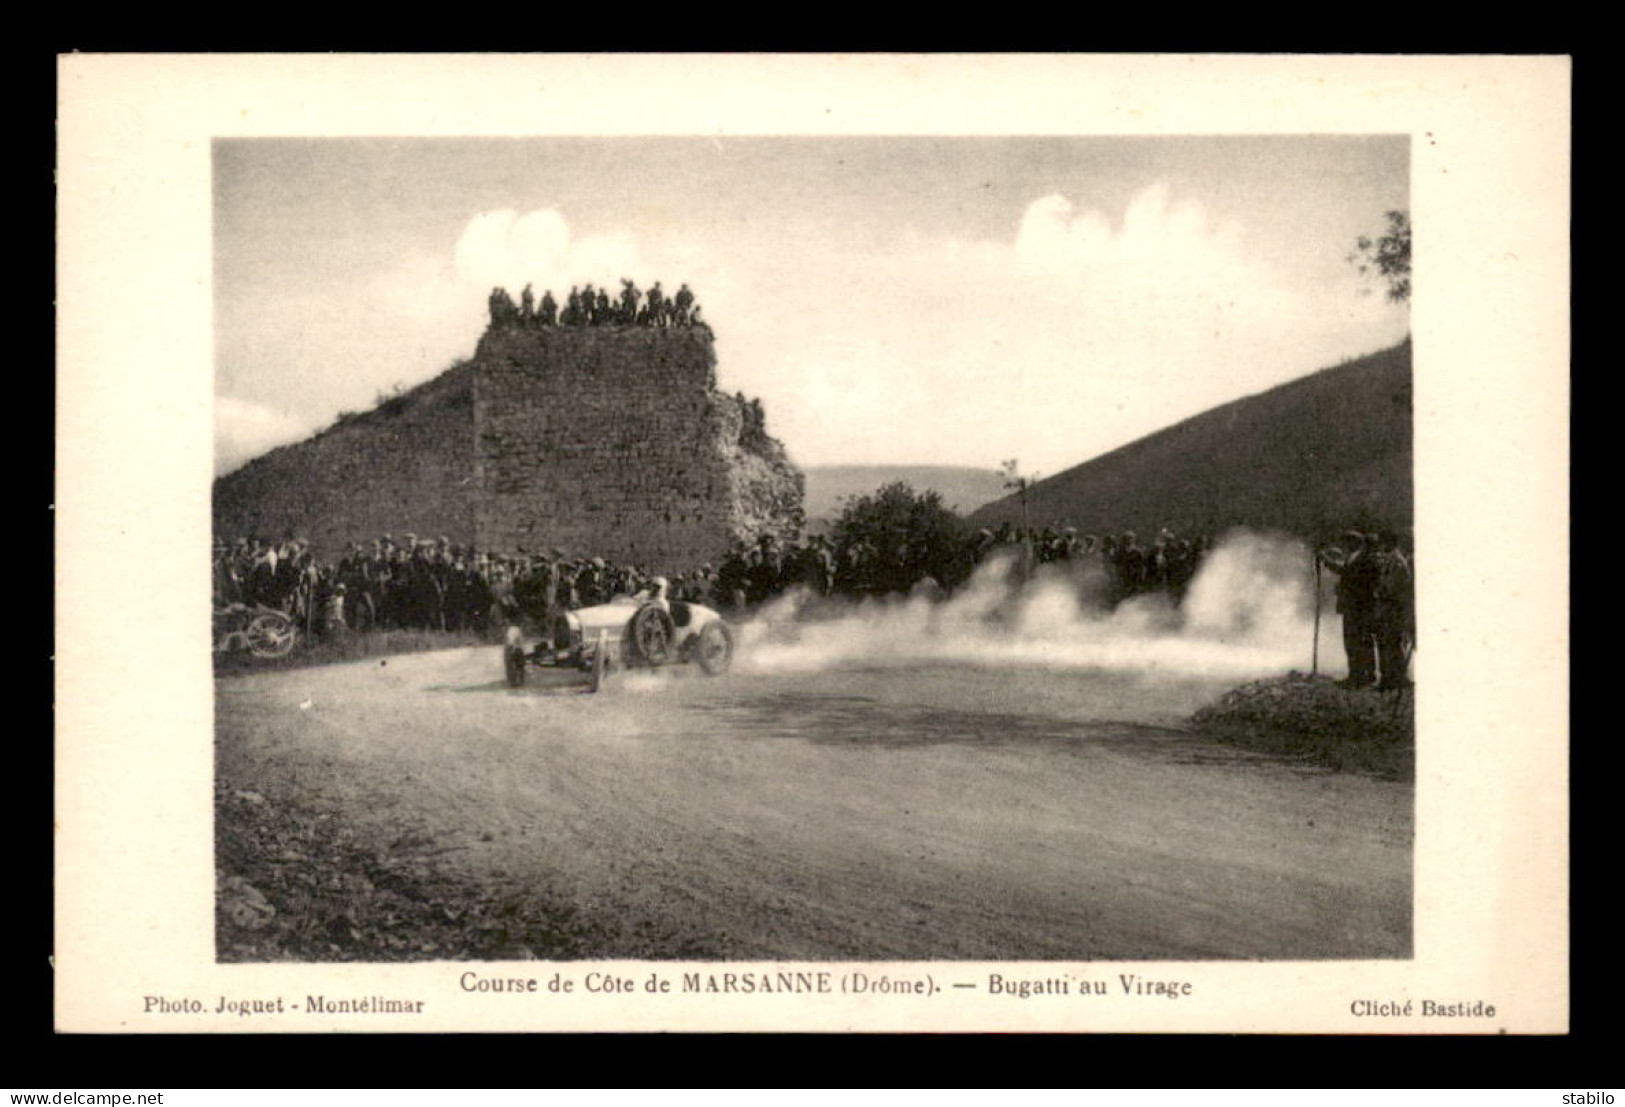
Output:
1189 672 1413 780
215 779 716 962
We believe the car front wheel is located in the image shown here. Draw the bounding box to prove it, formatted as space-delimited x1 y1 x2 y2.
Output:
629 605 676 665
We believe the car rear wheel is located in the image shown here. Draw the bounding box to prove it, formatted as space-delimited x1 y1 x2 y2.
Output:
696 620 734 676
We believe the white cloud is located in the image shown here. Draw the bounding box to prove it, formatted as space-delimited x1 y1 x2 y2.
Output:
451 208 651 293
215 396 314 476
1014 184 1254 299
726 184 1408 473
347 189 1406 479
1015 193 1111 267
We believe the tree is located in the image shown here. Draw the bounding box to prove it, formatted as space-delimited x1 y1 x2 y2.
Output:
1348 209 1411 304
830 481 973 595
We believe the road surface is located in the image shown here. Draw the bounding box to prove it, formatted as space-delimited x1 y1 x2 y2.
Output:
215 645 1411 960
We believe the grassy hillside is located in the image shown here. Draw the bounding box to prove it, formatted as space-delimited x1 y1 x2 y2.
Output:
969 339 1412 543
802 464 1007 532
213 365 478 554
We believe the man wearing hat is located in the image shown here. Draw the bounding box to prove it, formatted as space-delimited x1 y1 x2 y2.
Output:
414 536 448 629
1115 531 1146 600
1370 530 1414 692
575 557 609 608
972 528 996 566
1319 530 1380 689
1056 526 1080 563
442 550 471 632
554 553 579 613
395 535 426 628
514 550 558 631
803 535 836 596
212 538 237 605
1167 536 1198 602
319 582 348 638
749 534 784 605
365 538 390 627
1147 528 1177 592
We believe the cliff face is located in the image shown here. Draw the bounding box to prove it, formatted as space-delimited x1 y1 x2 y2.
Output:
212 366 477 553
214 323 805 569
473 326 802 571
711 390 806 551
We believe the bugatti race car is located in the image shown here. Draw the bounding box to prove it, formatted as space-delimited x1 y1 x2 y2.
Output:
502 578 735 692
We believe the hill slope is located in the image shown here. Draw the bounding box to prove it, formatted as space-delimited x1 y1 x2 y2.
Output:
802 465 1007 532
968 340 1412 542
213 365 478 553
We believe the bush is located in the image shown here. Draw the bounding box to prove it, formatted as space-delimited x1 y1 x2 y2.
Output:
830 481 974 593
1190 672 1413 779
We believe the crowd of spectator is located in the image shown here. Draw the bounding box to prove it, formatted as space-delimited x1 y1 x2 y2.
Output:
216 509 1414 700
1316 529 1415 692
487 279 705 331
970 523 1216 606
214 534 706 639
213 520 1224 646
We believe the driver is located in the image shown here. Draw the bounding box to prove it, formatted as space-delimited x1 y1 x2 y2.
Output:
635 576 672 616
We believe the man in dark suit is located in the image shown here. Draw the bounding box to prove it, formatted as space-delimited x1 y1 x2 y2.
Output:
1320 530 1380 689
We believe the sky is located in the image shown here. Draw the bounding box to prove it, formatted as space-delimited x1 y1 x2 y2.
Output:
213 136 1409 478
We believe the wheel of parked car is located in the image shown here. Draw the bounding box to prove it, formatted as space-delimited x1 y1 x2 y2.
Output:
245 611 297 658
696 620 734 676
628 604 676 665
503 645 527 688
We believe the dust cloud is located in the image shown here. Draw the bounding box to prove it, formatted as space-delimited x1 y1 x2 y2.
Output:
736 529 1336 681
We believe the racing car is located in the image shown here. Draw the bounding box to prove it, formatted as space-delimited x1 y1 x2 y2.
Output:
502 578 735 691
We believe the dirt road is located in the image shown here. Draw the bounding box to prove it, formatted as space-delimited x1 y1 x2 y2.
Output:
215 646 1411 960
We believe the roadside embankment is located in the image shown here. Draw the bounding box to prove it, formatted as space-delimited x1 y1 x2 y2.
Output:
1189 672 1413 780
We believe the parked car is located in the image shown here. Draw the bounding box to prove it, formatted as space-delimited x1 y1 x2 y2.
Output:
214 604 298 659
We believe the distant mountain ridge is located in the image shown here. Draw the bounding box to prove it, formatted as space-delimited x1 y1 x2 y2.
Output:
968 339 1413 543
801 465 1007 532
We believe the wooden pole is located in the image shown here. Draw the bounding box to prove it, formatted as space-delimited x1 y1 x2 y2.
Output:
1311 549 1322 676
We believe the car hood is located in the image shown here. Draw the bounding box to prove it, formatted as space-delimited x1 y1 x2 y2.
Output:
568 598 724 636
571 598 641 633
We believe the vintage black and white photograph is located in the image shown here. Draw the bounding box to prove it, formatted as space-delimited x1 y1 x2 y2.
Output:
207 132 1416 964
56 54 1568 1033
